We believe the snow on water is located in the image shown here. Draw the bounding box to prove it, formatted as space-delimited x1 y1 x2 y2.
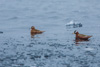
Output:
0 0 100 67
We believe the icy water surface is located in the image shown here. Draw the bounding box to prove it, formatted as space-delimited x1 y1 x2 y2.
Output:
0 0 100 67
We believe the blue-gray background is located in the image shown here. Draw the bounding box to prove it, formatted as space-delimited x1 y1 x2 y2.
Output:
0 0 100 67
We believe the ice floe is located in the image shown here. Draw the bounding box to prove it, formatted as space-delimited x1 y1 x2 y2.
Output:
66 20 82 28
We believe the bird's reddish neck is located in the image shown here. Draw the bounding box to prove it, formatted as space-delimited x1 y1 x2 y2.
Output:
76 32 79 38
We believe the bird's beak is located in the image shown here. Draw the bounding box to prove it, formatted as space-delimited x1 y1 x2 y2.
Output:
72 33 75 34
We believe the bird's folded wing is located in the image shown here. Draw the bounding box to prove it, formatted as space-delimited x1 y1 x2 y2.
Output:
78 34 91 38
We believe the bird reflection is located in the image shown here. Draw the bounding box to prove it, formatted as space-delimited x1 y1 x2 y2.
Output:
31 33 38 38
75 39 89 45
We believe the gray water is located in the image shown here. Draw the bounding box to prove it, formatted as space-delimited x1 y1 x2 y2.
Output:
0 0 100 67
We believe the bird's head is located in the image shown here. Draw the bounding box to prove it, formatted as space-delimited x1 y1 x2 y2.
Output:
31 26 35 30
73 30 79 34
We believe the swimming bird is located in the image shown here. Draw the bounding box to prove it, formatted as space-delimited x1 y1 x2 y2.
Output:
73 30 92 40
31 26 45 38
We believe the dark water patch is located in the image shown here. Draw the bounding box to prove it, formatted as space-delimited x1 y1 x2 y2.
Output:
44 54 52 59
10 17 18 19
49 43 66 48
3 43 8 45
47 39 58 41
0 31 3 34
28 41 47 46
45 11 57 14
7 16 19 20
30 55 41 60
17 44 24 46
27 44 34 47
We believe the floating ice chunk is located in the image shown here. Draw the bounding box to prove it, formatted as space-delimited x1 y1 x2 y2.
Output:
67 20 74 24
66 20 82 28
66 20 74 26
